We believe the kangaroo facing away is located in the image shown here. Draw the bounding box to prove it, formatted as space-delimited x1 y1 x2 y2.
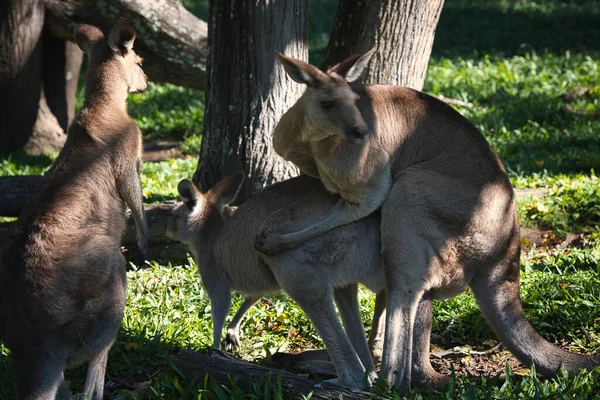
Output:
0 21 148 400
167 174 389 388
256 51 599 387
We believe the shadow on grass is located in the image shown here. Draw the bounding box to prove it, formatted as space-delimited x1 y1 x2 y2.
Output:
433 1 600 58
453 89 600 174
0 307 199 399
0 150 54 173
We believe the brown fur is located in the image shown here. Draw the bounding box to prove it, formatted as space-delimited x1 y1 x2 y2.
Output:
257 52 599 387
0 21 148 400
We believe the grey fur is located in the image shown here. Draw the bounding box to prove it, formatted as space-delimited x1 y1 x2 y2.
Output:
167 175 383 388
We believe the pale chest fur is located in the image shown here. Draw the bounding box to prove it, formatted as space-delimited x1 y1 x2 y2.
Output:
310 135 391 203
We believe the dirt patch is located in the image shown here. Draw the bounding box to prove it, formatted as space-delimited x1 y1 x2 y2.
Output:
430 343 528 379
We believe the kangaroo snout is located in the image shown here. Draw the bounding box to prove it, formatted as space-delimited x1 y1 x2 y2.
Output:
345 125 368 142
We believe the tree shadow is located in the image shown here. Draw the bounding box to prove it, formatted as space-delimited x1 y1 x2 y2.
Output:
433 1 600 58
0 150 55 172
463 90 600 174
1 328 199 398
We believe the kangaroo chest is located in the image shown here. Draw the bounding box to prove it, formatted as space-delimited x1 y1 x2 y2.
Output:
310 137 390 203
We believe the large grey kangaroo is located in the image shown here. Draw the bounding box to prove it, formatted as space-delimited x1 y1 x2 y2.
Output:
255 50 599 387
167 174 385 388
0 21 148 400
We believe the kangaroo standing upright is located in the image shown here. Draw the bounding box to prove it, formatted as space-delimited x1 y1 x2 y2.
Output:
256 51 599 387
0 21 148 400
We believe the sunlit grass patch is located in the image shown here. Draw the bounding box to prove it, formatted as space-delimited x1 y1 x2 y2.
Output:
140 158 198 202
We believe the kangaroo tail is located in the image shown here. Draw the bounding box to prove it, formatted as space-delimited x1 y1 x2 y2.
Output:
470 256 599 377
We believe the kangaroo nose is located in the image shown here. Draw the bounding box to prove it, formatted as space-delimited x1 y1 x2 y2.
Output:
345 127 366 142
351 128 364 138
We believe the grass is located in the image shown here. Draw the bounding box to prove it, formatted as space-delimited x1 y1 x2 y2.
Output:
1 0 600 398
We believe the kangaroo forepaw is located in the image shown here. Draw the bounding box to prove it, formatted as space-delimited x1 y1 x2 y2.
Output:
254 230 289 255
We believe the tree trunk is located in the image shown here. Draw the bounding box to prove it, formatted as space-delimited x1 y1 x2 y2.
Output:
324 0 444 90
45 0 208 91
0 0 45 153
193 0 307 198
1 0 207 155
42 27 83 132
0 0 86 155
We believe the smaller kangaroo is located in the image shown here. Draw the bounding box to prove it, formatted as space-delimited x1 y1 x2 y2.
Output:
0 21 147 400
167 174 384 388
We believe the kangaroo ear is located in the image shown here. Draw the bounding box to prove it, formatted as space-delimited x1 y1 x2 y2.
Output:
328 47 376 83
178 179 200 210
74 24 105 53
276 53 327 87
108 19 136 56
208 172 245 207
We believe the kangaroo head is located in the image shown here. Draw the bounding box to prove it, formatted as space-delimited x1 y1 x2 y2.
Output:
167 173 245 246
74 20 148 102
276 48 375 143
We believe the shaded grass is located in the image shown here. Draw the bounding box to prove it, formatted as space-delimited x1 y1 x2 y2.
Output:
433 0 600 58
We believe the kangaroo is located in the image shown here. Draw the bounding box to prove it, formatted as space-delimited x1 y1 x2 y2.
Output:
0 21 148 400
255 51 599 387
167 174 388 388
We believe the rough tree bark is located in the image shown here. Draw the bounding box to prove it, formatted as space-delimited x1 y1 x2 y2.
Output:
42 27 83 132
193 0 307 197
0 0 85 155
324 0 445 90
0 0 208 155
65 0 208 90
0 0 48 153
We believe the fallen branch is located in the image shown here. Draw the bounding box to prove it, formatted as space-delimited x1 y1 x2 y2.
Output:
44 0 208 90
169 348 382 400
0 176 188 263
432 343 502 359
0 176 45 217
436 95 474 109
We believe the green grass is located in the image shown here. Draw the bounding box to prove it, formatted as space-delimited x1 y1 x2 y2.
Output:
127 83 205 143
2 0 600 398
517 173 600 234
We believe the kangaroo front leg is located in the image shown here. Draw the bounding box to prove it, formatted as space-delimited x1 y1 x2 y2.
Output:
117 162 148 267
224 295 261 352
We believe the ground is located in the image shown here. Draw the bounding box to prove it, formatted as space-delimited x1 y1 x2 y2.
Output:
1 0 600 399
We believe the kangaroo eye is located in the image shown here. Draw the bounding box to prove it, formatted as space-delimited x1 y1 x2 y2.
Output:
321 101 334 111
